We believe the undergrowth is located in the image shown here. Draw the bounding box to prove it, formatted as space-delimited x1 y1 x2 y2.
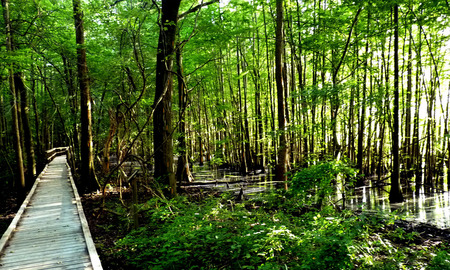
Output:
107 192 449 269
102 160 450 269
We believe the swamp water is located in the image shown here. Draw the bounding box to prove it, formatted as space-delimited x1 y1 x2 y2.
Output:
185 167 284 196
341 181 450 228
184 166 450 229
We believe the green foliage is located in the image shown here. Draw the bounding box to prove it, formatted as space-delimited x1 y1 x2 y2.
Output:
289 159 357 207
387 227 419 244
428 250 450 270
209 155 224 167
115 194 369 269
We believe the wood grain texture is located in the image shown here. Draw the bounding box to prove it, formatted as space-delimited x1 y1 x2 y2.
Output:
0 155 102 270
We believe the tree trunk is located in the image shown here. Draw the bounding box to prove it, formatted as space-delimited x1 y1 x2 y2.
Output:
242 54 252 172
62 55 80 165
0 93 4 148
30 62 44 171
275 0 288 186
446 83 450 191
263 3 276 159
356 10 370 185
252 20 264 170
2 0 26 196
366 67 374 176
236 44 247 174
15 73 36 188
73 0 96 192
348 67 355 163
102 110 118 174
389 4 404 203
404 23 413 176
153 0 181 197
175 45 194 184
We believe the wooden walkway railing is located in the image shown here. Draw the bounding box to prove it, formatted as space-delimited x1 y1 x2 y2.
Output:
0 153 102 269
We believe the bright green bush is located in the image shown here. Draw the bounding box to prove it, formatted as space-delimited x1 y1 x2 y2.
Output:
428 250 450 270
289 159 357 207
115 195 366 269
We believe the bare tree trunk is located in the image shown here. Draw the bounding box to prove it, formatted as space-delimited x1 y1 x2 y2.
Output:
251 20 264 170
30 62 45 172
446 83 450 191
366 68 374 176
275 0 288 186
176 46 194 184
73 0 96 192
413 25 423 191
389 4 404 203
62 55 80 165
236 44 247 173
356 10 370 185
286 10 298 164
0 92 4 148
15 73 36 188
102 110 118 175
153 0 181 197
242 53 252 172
404 23 413 176
348 63 355 163
263 3 276 160
0 86 6 148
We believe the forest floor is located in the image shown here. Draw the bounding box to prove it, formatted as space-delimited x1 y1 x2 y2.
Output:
82 192 131 269
80 190 450 270
0 184 19 238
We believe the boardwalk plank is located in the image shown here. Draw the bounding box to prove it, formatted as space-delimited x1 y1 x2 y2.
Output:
2 235 85 254
1 247 88 264
5 234 85 249
0 155 102 270
1 253 91 270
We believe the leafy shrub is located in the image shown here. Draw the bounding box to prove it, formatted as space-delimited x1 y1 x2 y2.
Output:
387 227 419 244
428 250 450 270
289 159 357 207
115 195 367 269
116 197 267 269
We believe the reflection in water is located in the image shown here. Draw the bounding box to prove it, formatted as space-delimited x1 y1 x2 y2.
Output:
188 166 282 196
343 183 450 229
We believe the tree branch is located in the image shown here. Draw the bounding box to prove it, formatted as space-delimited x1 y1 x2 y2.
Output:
332 7 363 84
186 57 221 77
178 0 219 20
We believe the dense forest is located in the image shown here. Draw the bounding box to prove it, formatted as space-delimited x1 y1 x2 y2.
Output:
2 0 450 269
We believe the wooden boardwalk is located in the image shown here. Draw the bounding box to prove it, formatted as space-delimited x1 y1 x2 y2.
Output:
0 155 102 269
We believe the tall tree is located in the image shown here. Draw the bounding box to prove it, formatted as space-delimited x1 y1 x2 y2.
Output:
2 0 26 195
389 4 403 203
15 73 36 187
153 0 182 197
73 0 96 192
275 0 288 186
356 9 370 186
175 41 194 184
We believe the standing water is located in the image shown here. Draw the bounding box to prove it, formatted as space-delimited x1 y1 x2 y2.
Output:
183 165 282 196
341 179 450 229
185 166 450 228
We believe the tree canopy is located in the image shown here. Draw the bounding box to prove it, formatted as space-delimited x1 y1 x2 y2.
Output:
0 0 450 198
